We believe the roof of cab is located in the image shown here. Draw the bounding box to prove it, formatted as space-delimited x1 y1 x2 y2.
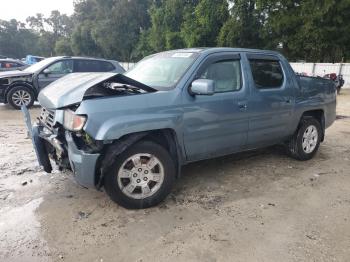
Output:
165 47 281 56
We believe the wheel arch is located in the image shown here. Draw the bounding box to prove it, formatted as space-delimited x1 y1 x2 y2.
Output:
95 128 183 189
300 109 325 141
5 81 37 103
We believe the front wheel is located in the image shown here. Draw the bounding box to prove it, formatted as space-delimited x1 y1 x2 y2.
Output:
286 117 322 161
104 140 176 209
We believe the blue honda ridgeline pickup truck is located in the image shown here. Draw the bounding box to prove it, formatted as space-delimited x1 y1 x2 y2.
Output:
23 48 336 209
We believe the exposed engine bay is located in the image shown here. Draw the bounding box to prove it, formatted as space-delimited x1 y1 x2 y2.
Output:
83 74 157 100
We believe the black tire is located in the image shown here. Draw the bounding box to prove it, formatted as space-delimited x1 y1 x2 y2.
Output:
104 140 176 209
286 117 322 161
7 86 35 110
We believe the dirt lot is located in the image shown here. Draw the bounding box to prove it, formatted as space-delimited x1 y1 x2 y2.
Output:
0 90 349 262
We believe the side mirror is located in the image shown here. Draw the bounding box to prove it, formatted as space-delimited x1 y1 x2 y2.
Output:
189 79 215 96
43 69 51 76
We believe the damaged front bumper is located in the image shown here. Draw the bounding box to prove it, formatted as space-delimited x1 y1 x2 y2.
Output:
22 106 100 188
65 131 100 188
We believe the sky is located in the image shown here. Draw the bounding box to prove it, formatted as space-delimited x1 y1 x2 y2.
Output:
0 0 74 22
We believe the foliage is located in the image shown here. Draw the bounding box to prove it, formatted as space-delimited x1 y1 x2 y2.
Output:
0 0 349 62
146 0 198 52
26 11 74 56
182 0 229 47
55 37 73 56
218 0 265 48
70 0 150 61
257 0 350 62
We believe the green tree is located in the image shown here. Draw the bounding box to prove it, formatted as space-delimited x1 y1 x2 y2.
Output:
147 0 199 52
26 13 45 33
257 0 350 62
218 0 264 48
26 10 74 56
55 37 73 55
72 0 150 61
71 21 102 57
0 19 26 58
93 0 150 61
2 0 349 63
182 0 229 47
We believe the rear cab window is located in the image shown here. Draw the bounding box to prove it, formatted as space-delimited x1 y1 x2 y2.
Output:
247 54 284 89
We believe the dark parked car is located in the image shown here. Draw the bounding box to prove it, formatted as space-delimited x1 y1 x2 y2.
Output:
0 59 28 72
24 48 336 209
0 56 125 109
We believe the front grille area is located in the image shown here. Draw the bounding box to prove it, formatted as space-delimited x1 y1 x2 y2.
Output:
39 107 55 130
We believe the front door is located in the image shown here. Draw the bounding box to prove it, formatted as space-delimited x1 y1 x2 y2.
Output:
38 60 73 89
245 54 295 147
182 53 249 161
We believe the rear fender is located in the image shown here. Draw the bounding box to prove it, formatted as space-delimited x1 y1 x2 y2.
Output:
300 110 325 141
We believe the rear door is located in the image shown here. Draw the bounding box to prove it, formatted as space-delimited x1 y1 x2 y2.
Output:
182 53 249 161
245 53 295 147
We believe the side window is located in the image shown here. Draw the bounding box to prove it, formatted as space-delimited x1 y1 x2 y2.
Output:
99 61 115 72
45 60 73 74
14 63 23 67
9 62 22 68
0 62 20 68
249 59 284 89
200 60 241 93
74 60 87 72
75 60 108 72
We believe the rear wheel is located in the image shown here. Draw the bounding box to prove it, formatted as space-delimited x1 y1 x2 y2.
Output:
287 117 322 160
7 86 35 109
104 140 175 209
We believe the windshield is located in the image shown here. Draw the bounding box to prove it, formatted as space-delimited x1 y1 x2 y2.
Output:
124 51 199 90
23 57 59 73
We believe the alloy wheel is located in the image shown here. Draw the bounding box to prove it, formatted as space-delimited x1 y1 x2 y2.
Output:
12 90 32 106
302 125 318 153
117 153 165 199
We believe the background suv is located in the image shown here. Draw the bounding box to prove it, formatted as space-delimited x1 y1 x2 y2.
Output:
0 56 125 109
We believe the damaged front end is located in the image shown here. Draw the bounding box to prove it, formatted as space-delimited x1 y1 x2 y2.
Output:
23 105 102 188
23 73 156 188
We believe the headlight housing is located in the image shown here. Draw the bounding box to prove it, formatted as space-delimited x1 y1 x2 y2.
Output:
63 109 87 131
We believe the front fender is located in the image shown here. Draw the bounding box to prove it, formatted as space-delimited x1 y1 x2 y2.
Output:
85 113 182 140
76 89 184 141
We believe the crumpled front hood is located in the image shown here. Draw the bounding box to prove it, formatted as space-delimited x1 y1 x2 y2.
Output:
38 72 156 109
0 70 32 78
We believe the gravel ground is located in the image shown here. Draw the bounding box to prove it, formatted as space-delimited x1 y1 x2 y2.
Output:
0 90 349 262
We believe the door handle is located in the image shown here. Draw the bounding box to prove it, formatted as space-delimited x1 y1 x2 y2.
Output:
238 102 248 110
284 99 292 104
